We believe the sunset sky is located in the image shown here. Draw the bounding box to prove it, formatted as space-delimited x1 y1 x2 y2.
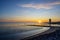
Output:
0 0 60 22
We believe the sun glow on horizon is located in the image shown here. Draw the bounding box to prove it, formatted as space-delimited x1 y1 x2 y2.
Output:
38 20 42 23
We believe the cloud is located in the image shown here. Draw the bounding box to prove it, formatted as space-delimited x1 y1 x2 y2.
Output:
18 2 60 9
47 2 60 5
20 4 52 9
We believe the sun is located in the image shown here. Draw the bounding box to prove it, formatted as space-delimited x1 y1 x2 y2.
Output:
38 20 42 23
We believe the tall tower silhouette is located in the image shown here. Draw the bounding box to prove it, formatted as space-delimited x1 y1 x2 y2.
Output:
49 19 51 26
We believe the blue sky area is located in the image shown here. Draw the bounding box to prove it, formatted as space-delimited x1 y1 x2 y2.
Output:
0 0 60 22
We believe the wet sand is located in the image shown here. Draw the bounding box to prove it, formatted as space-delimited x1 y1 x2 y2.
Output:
22 26 60 40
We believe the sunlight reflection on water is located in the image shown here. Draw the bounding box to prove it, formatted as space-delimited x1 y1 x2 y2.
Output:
0 22 59 40
0 22 43 34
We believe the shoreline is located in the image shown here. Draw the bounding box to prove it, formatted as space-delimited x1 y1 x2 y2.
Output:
22 27 60 40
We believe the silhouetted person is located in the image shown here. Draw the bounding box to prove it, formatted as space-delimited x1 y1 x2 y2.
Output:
49 19 51 27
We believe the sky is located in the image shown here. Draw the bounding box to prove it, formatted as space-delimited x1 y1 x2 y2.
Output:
0 0 60 22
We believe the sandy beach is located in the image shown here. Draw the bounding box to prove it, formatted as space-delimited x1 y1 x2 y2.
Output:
22 27 60 40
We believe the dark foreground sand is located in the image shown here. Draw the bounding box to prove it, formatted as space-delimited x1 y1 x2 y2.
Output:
22 27 60 40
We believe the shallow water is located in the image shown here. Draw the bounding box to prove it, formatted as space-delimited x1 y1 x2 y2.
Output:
0 22 58 40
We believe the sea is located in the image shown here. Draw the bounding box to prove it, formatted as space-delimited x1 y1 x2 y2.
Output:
0 22 60 40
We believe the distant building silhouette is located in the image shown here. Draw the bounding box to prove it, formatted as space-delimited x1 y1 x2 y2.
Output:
49 19 51 26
